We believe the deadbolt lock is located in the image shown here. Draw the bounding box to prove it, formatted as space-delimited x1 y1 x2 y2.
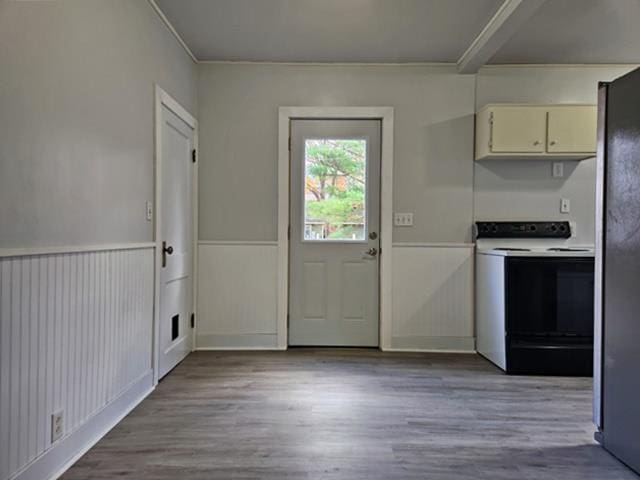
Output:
369 232 378 240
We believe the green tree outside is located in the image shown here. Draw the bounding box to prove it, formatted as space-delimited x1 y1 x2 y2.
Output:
304 139 366 240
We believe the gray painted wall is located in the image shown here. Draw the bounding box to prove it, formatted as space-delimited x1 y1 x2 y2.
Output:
474 65 635 244
0 0 197 248
197 64 476 243
198 63 634 245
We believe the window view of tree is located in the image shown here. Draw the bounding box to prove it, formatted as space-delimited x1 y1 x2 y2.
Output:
304 139 367 240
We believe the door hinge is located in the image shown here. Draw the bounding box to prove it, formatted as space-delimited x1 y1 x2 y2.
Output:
190 313 195 329
288 136 291 151
192 149 197 163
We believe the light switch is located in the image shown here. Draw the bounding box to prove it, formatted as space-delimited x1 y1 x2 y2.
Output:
394 213 413 227
560 198 570 214
552 162 564 178
146 201 153 221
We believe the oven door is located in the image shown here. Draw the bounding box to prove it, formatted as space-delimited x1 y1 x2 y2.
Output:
504 256 594 375
505 257 595 340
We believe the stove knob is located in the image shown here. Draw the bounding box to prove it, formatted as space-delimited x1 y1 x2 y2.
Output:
550 224 558 232
529 225 537 232
559 224 567 232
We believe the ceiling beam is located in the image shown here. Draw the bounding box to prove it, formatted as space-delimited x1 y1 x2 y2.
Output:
457 0 547 74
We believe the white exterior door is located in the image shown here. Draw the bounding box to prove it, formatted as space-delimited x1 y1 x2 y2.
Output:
158 103 195 379
289 119 381 346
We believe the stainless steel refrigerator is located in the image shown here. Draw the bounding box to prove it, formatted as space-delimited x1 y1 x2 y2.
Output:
594 66 640 475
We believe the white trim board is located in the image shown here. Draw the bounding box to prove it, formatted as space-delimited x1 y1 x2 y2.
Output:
277 106 394 350
153 85 199 384
198 240 279 246
457 0 548 74
0 242 155 258
196 334 278 350
392 242 475 249
146 0 197 63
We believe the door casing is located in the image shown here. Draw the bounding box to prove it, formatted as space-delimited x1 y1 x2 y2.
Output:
153 85 198 384
277 107 394 350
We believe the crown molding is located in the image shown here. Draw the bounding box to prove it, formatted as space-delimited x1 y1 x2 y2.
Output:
147 0 198 63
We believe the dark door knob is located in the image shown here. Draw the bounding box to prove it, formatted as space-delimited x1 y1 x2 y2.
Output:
162 241 174 267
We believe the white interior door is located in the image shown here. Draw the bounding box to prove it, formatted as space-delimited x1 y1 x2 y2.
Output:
289 119 381 346
158 103 195 379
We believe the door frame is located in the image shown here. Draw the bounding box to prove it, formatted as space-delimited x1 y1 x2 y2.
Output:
153 85 198 384
277 107 394 350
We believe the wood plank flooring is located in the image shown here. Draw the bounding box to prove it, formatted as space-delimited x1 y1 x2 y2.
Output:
62 349 638 479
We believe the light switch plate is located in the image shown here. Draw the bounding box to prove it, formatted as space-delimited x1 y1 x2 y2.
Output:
560 198 571 214
394 213 413 227
552 162 564 178
146 201 153 221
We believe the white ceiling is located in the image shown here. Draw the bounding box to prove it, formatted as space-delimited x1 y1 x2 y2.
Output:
154 0 640 65
492 0 640 64
155 0 503 62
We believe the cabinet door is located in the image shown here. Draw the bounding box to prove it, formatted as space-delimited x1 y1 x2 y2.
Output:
547 106 597 153
491 106 546 153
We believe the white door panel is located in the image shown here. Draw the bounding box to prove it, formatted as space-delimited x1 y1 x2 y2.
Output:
289 119 380 346
158 104 194 379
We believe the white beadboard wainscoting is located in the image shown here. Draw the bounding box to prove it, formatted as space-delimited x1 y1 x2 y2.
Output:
390 244 475 352
0 244 155 480
197 241 475 352
196 242 279 349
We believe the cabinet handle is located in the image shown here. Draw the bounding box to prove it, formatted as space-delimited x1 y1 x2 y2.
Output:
533 140 540 146
550 140 557 146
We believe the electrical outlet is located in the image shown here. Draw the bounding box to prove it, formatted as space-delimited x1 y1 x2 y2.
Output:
394 213 413 227
560 198 571 214
51 411 64 443
552 162 564 178
146 201 153 221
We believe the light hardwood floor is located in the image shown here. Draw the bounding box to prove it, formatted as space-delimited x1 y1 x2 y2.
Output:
62 349 637 479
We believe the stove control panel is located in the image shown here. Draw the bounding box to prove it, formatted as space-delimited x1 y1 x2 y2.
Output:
475 221 571 239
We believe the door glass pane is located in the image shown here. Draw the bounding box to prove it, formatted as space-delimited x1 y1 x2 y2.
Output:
303 139 367 241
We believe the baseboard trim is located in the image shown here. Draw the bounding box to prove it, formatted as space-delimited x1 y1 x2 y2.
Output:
390 336 476 352
196 333 279 350
11 371 154 480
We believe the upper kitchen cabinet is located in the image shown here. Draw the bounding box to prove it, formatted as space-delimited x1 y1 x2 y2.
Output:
547 106 597 154
475 104 597 161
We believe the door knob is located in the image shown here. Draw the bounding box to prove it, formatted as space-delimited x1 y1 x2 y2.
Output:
364 247 378 257
162 241 174 268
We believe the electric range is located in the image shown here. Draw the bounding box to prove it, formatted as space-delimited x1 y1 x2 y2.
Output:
475 221 595 376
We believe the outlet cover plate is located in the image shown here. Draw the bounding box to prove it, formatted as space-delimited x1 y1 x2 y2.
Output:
553 162 564 178
51 411 64 443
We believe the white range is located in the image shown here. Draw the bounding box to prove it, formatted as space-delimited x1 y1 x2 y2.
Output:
475 221 595 376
